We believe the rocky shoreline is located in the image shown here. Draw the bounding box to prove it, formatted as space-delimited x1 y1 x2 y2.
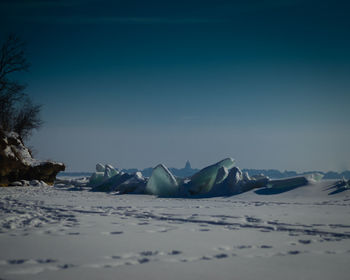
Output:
0 130 65 186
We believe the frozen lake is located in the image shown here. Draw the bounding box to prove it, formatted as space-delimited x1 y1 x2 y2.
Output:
1 179 350 280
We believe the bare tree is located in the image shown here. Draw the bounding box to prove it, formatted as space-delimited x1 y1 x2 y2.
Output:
0 34 42 140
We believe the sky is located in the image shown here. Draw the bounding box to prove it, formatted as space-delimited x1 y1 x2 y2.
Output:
1 0 350 172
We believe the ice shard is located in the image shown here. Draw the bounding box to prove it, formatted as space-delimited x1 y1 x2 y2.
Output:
214 166 229 185
89 164 119 188
249 174 269 189
188 158 235 194
88 172 104 187
268 176 308 190
242 172 251 181
104 164 119 180
116 172 147 194
304 172 324 182
146 164 179 196
224 168 269 194
91 173 132 192
96 163 105 172
226 167 242 186
225 167 243 193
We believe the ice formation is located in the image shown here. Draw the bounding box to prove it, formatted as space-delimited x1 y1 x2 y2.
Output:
104 164 119 179
115 172 146 194
88 158 271 197
146 164 179 196
268 176 308 190
88 164 119 188
214 166 229 185
305 172 324 182
88 163 147 193
96 163 105 172
86 157 329 198
188 158 235 194
226 167 243 192
88 172 104 187
205 167 270 196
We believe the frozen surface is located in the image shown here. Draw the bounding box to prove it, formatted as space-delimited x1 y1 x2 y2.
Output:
1 179 350 280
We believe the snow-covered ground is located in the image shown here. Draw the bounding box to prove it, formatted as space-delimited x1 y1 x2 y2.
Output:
1 179 350 280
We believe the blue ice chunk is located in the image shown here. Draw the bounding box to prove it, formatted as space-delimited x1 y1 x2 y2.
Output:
104 164 119 180
88 172 104 187
96 163 105 172
214 166 229 185
188 158 235 194
146 164 179 196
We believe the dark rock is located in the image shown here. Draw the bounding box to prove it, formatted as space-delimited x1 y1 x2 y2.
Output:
0 130 65 186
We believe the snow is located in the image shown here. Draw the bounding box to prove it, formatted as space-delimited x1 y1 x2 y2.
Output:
7 180 49 187
2 131 64 168
4 145 15 158
0 179 350 280
3 131 37 166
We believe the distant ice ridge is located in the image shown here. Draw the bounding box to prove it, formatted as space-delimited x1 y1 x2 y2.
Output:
89 158 320 197
87 158 325 197
89 164 147 194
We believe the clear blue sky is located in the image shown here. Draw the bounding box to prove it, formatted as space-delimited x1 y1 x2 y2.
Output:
1 0 350 172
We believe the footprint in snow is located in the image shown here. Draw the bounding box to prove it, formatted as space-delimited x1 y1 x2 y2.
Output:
139 250 159 256
102 231 123 235
168 250 182 255
138 258 150 264
214 253 228 259
36 259 57 264
298 239 311 244
235 245 252 249
260 245 273 249
245 217 262 223
7 259 27 265
288 250 301 255
58 263 75 269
